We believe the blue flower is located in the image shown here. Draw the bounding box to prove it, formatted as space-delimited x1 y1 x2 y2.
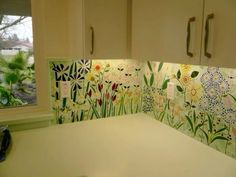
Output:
200 72 213 86
207 67 219 74
223 109 236 124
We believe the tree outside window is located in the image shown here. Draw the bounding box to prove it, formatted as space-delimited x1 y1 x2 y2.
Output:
0 14 36 108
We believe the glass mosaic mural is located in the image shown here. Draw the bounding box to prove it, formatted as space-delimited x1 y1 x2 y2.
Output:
50 59 143 124
50 58 236 160
143 61 236 160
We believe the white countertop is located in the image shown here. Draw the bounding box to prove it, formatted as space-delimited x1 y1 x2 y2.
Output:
1 113 236 177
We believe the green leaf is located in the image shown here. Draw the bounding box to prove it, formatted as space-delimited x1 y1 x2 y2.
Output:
158 62 164 72
215 127 227 134
162 79 170 90
211 136 228 144
186 115 194 132
150 73 154 86
175 122 184 130
194 124 203 136
176 85 183 92
191 71 199 78
207 114 213 133
200 128 209 143
193 110 196 123
177 70 181 79
144 75 149 86
229 94 236 102
4 72 19 84
147 61 153 72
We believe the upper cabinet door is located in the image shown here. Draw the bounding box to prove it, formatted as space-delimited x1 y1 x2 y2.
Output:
201 0 236 68
132 0 203 64
84 0 128 59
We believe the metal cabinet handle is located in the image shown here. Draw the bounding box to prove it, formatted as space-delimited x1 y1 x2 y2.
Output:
186 17 196 57
204 13 214 58
90 26 94 55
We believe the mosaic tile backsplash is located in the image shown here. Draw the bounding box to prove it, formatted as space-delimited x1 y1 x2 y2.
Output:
50 59 236 160
143 61 236 160
50 59 143 124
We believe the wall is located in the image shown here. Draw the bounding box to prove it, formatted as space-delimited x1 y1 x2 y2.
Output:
143 61 236 160
50 58 236 160
50 59 143 124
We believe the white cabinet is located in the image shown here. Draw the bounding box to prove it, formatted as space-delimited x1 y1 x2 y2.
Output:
45 0 129 59
201 0 236 68
132 0 236 68
132 0 203 64
83 0 128 59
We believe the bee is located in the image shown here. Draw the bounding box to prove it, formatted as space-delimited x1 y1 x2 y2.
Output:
105 80 112 84
118 68 124 71
125 73 132 76
134 84 140 88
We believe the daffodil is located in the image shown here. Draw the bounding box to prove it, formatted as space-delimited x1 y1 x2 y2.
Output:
180 64 191 74
186 82 203 103
180 74 192 87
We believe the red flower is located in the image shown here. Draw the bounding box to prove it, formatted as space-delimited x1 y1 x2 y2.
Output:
112 95 116 102
97 99 103 106
87 89 92 97
95 64 101 71
105 92 110 100
98 83 103 92
112 83 118 91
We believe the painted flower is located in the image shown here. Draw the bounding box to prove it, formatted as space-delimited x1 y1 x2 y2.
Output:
97 99 103 106
199 96 212 111
207 67 219 74
86 73 95 82
223 109 236 124
53 100 61 109
94 64 101 72
186 82 203 103
212 72 224 83
180 64 191 74
222 95 233 109
78 59 91 74
180 74 191 86
111 95 117 102
142 88 154 113
112 83 119 91
218 80 230 94
69 72 84 90
205 85 219 99
52 63 69 81
171 103 184 121
200 72 213 86
154 94 165 107
231 127 236 137
87 89 92 97
211 102 225 116
105 92 110 100
98 83 103 92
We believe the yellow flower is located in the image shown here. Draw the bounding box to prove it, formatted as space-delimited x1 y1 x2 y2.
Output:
186 82 203 103
180 74 192 87
86 72 95 81
231 127 236 138
180 64 191 74
53 100 61 109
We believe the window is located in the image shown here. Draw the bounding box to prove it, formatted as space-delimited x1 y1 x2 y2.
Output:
0 14 36 108
0 0 53 123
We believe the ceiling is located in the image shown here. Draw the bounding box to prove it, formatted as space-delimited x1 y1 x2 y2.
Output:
0 0 31 16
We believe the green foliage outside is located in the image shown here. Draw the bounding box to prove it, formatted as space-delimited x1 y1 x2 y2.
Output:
0 51 36 108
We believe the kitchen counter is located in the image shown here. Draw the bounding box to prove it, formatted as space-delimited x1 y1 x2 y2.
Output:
1 113 236 177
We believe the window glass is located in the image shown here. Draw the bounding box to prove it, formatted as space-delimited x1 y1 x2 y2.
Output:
0 1 36 108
